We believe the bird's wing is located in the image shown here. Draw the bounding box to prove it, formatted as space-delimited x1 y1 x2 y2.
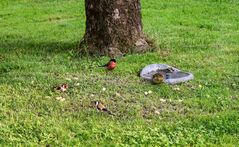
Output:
102 108 108 112
102 108 113 115
98 62 109 67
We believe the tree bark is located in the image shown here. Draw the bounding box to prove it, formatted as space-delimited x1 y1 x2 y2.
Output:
80 0 150 57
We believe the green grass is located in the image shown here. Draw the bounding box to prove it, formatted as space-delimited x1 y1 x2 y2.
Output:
0 0 239 146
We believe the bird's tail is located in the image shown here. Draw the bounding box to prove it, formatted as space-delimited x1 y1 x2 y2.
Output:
98 64 107 67
103 108 114 115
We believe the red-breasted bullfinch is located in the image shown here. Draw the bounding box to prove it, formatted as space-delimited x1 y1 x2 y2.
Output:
99 59 117 70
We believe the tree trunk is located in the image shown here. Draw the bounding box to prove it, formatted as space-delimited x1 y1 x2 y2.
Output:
80 0 151 57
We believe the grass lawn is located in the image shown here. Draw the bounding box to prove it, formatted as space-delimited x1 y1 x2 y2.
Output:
0 0 239 146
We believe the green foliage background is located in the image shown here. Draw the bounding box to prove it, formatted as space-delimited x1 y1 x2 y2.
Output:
0 0 238 146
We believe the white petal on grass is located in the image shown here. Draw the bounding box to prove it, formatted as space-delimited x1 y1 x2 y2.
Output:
154 110 160 115
73 77 79 80
45 96 51 99
60 98 65 102
65 78 71 81
173 87 180 91
115 92 121 97
178 99 183 102
56 96 63 100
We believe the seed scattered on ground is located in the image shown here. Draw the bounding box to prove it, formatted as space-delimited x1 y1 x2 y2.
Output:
178 99 183 102
115 92 121 97
154 110 160 115
173 87 180 91
198 84 202 88
56 96 65 102
65 78 71 81
73 77 79 80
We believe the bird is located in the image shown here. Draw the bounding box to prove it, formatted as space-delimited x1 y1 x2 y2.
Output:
55 83 69 92
95 101 113 115
99 59 117 70
152 73 164 84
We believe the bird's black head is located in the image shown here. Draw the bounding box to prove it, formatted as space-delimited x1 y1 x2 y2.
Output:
110 59 116 63
92 101 99 105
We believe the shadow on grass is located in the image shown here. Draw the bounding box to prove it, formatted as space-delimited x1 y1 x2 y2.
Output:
0 35 80 55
